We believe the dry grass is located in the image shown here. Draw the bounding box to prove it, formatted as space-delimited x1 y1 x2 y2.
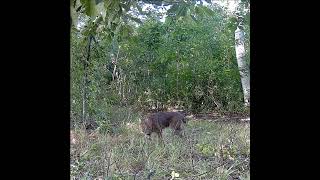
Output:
71 119 250 180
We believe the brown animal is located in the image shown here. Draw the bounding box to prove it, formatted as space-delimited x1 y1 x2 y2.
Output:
140 111 187 140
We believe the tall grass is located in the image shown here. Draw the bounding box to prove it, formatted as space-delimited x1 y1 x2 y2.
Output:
71 118 250 180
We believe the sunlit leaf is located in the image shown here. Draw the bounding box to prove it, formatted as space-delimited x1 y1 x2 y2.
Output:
80 0 97 17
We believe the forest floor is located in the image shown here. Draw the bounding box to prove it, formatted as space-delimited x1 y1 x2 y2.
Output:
71 115 250 180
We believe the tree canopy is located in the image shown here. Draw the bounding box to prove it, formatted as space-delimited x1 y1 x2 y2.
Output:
71 0 250 127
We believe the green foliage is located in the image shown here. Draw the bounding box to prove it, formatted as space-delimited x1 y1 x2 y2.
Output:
71 2 250 126
117 8 244 112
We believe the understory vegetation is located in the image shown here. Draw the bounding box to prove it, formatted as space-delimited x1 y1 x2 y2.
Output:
71 119 250 179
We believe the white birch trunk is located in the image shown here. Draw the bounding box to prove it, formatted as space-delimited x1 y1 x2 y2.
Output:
235 26 250 106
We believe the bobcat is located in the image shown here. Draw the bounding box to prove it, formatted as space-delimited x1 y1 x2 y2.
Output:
140 111 187 140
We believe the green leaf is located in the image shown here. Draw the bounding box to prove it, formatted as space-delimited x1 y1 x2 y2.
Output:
80 0 97 17
194 6 204 16
167 4 179 15
167 2 189 18
125 14 142 24
104 0 112 9
120 25 131 38
177 4 188 17
114 23 122 35
113 17 120 24
201 6 215 16
114 4 120 11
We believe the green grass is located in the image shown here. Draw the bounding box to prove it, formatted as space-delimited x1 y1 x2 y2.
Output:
71 119 250 180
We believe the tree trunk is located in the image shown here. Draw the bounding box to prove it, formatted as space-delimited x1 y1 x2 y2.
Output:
82 77 86 123
235 25 250 107
82 35 93 123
